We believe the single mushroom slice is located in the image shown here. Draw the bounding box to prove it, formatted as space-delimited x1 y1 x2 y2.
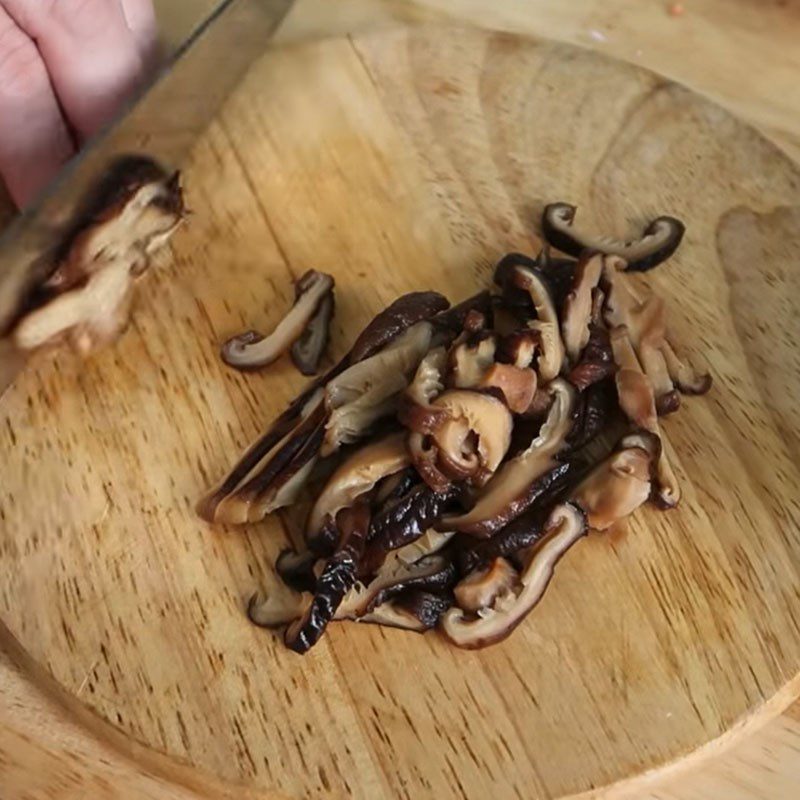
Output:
322 321 433 456
561 251 604 363
397 346 449 432
394 529 456 565
286 501 371 653
291 290 334 376
349 291 449 363
367 482 463 553
453 557 519 613
416 390 513 489
572 443 654 530
305 432 411 552
542 203 685 272
661 340 713 396
440 502 587 649
510 265 566 381
567 316 616 392
610 326 681 508
566 378 619 451
443 379 576 536
221 271 334 370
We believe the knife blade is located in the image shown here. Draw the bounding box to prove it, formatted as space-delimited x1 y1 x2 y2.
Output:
0 0 293 395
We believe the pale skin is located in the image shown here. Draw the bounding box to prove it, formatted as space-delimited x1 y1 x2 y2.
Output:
0 0 158 208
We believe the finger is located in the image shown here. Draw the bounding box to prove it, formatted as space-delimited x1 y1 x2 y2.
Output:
2 0 146 141
119 0 159 67
0 5 74 207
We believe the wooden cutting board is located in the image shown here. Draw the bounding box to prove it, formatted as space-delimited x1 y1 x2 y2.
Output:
2 26 800 800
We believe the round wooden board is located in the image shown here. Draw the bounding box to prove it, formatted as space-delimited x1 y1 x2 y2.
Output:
2 26 800 800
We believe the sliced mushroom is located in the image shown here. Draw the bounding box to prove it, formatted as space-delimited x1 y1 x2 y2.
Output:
498 329 538 369
198 388 325 523
286 502 371 653
367 482 463 553
407 390 513 490
566 378 619 451
542 203 685 272
306 433 410 551
394 529 456 565
453 557 519 613
572 443 654 530
661 340 713 396
398 346 449 432
561 251 604 363
349 291 449 363
322 321 433 456
456 504 552 575
443 379 576 536
212 399 326 525
510 265 566 381
567 319 616 392
222 271 334 370
292 290 334 375
12 163 185 354
440 502 587 649
610 326 681 508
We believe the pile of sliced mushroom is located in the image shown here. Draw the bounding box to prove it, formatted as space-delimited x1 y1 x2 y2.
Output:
203 202 711 653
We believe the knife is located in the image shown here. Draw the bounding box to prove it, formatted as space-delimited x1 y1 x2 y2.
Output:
0 0 294 394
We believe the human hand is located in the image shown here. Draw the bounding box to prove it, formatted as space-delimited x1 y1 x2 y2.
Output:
0 0 158 209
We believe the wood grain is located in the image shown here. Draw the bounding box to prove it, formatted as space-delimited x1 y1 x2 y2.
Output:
2 23 800 800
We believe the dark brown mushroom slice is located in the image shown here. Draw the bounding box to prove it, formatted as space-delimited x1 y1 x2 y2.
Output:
567 320 617 392
305 432 411 551
291 290 335 375
364 555 457 613
393 590 452 630
566 378 619 451
222 271 334 370
572 442 654 530
441 502 587 649
542 203 686 272
442 379 576 536
349 291 449 363
367 482 463 553
456 504 551 575
285 502 371 653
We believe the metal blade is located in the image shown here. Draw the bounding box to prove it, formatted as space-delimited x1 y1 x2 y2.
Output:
0 0 293 393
